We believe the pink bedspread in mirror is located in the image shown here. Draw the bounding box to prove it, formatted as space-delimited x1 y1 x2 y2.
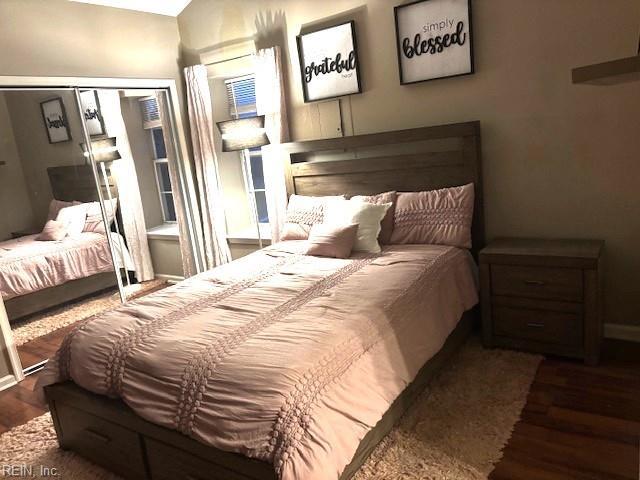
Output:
0 232 116 300
40 242 478 480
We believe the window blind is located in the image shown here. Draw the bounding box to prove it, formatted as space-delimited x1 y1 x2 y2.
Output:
139 97 161 129
225 75 257 117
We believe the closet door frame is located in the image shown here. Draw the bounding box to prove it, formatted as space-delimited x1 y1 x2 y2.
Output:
0 76 206 388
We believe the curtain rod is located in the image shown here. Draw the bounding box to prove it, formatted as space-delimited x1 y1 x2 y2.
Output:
203 53 254 67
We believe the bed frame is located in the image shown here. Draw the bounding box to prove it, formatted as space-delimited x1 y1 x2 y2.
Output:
5 165 124 322
44 121 484 480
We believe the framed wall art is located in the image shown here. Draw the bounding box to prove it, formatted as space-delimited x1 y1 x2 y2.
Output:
79 89 106 137
40 97 71 144
296 21 362 102
394 0 474 85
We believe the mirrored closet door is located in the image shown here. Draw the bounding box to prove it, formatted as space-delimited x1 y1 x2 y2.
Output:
83 88 194 301
0 84 199 376
0 88 122 375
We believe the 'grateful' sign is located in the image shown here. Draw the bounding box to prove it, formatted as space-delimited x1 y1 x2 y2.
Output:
297 21 362 102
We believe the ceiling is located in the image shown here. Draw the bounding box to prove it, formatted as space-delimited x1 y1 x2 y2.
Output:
69 0 193 17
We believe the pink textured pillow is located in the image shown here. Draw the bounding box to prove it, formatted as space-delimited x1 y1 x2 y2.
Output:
351 191 397 244
390 184 474 248
36 220 68 241
47 199 81 222
280 194 344 241
305 223 359 259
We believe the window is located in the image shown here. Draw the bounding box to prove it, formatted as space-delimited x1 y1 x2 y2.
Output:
151 126 176 222
225 75 269 224
139 96 177 223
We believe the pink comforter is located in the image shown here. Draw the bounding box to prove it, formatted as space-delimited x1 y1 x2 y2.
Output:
40 242 478 480
0 232 116 300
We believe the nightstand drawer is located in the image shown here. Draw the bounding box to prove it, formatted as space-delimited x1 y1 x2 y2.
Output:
491 265 583 302
493 306 583 346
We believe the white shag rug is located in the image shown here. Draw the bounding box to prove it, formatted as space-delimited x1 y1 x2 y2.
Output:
0 340 541 479
10 280 168 346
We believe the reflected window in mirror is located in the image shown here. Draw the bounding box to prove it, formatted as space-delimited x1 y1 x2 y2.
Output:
139 96 177 224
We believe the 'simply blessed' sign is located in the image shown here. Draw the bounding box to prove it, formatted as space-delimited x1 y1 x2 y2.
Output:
297 21 362 103
395 0 474 84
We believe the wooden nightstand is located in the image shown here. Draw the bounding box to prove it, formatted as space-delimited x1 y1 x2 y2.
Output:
480 238 604 365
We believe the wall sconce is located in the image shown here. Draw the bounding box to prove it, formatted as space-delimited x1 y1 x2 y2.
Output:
216 116 270 248
79 136 130 290
80 137 121 163
216 115 270 152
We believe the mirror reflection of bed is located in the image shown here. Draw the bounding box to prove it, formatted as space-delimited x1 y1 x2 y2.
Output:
0 88 187 375
3 166 133 373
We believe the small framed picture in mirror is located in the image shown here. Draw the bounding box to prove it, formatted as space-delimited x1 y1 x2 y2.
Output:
296 21 362 103
80 90 106 137
40 97 71 144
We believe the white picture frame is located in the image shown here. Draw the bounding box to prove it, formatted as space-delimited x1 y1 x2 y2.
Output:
40 97 71 144
394 0 474 84
79 89 106 137
296 21 362 103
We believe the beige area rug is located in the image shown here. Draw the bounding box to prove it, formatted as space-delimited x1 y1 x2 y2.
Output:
0 340 540 479
10 279 168 346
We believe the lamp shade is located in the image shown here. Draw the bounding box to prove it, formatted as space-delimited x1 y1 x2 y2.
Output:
80 137 121 163
216 115 270 152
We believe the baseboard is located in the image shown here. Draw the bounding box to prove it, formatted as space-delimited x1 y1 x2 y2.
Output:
604 323 640 342
0 374 17 392
155 274 184 284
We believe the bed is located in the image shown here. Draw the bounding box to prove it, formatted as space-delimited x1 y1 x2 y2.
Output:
41 121 485 480
2 166 133 321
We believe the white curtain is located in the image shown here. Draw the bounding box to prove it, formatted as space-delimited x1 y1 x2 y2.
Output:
97 90 154 281
254 46 290 242
184 65 232 268
155 91 197 277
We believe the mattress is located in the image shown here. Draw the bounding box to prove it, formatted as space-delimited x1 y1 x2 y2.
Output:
0 231 134 300
40 241 478 480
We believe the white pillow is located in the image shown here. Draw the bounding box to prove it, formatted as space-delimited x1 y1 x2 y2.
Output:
325 198 392 253
55 203 89 239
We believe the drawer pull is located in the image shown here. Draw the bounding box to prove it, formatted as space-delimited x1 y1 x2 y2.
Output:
526 322 545 329
523 280 546 286
186 476 205 480
84 428 111 443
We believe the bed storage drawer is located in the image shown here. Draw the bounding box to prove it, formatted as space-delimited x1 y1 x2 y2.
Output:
55 401 147 479
146 438 251 480
491 264 583 302
493 305 583 347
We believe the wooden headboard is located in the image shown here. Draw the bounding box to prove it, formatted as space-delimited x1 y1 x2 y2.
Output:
48 165 118 203
47 165 124 236
282 121 485 256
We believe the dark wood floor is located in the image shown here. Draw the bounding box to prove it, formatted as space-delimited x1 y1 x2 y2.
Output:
17 323 75 370
1 336 639 478
491 339 640 480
